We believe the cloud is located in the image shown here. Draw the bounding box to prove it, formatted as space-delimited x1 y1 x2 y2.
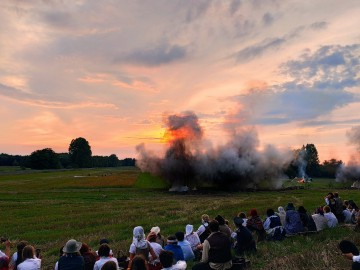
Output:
262 12 274 26
229 0 242 16
309 21 328 30
231 44 360 125
117 43 188 67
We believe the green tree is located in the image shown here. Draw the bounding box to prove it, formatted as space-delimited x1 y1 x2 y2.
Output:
320 159 343 178
108 154 119 167
68 137 92 168
304 144 320 177
29 148 60 169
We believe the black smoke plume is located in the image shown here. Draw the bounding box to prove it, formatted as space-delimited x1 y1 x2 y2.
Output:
136 111 292 190
336 126 360 183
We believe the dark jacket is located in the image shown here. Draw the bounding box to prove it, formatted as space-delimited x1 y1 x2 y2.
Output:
58 254 85 270
207 232 232 263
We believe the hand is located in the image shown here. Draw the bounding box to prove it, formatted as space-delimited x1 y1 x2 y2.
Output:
343 253 354 260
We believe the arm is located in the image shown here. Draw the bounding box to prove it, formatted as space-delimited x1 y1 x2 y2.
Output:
200 240 210 263
263 218 271 231
196 225 205 236
149 245 157 260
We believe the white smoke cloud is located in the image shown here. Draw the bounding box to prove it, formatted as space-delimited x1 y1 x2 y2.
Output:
136 111 292 190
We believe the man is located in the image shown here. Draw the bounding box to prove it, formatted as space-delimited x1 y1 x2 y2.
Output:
175 232 194 261
164 236 184 262
192 220 232 270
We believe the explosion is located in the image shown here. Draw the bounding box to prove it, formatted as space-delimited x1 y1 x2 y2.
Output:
136 111 292 190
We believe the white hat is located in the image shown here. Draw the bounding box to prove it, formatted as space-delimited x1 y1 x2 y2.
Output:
185 224 193 236
150 226 160 235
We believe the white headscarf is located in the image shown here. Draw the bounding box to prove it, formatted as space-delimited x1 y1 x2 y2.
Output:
133 226 147 249
185 224 193 236
278 206 286 214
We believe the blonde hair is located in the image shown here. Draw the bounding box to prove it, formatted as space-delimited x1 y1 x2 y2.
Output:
201 214 209 222
323 205 331 213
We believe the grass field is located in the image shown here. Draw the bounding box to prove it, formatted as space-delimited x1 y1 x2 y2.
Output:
1 166 360 269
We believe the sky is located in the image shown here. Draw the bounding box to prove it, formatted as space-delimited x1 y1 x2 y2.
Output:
1 0 360 163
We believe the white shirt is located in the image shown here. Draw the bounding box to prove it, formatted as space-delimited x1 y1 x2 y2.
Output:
0 250 6 258
162 260 187 270
343 209 353 223
17 258 41 270
184 233 200 250
149 242 163 264
324 212 338 228
94 257 119 270
196 222 208 237
312 214 328 231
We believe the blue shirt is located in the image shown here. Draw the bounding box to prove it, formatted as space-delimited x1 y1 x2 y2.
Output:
164 244 184 262
177 240 195 261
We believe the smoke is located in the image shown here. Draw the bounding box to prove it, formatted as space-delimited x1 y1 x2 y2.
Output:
336 126 360 182
296 148 308 178
136 111 292 190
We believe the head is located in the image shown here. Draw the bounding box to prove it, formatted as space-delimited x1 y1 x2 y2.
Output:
166 236 177 245
238 212 246 219
298 206 307 214
278 206 285 213
133 226 145 241
22 245 35 260
175 232 184 242
233 217 243 228
315 207 324 215
334 192 339 198
150 226 160 236
209 220 219 233
130 255 148 270
286 203 295 211
201 214 209 223
0 256 9 270
159 250 173 268
80 243 90 254
344 200 349 206
16 241 29 263
63 239 82 254
323 205 331 213
98 243 110 257
147 232 157 243
101 260 118 270
327 192 334 199
249 209 258 217
99 239 109 245
266 208 275 217
185 224 193 236
215 215 225 225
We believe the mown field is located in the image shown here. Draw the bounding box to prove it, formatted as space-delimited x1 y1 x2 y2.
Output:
1 166 360 270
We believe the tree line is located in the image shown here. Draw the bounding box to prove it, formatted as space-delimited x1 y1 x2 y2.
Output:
0 137 135 169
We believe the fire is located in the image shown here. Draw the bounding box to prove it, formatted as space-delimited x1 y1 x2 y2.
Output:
163 128 198 143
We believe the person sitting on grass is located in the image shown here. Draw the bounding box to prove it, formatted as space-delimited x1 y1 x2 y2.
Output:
164 236 184 262
246 209 266 242
276 207 286 226
129 226 157 265
150 227 165 247
17 245 41 270
284 202 304 235
79 243 96 270
263 208 286 240
184 225 202 260
159 251 186 270
146 232 163 270
323 205 338 228
175 232 194 261
10 240 28 270
297 206 317 232
0 239 10 270
94 244 119 270
232 217 256 256
214 215 231 240
343 205 353 224
196 215 211 244
311 207 328 231
192 220 232 270
58 239 84 270
101 260 118 270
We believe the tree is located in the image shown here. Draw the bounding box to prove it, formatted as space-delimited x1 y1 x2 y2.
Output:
29 148 60 169
320 159 343 178
304 144 320 177
68 137 92 168
108 154 119 167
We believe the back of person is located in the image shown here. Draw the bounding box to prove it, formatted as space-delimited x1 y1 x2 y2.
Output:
58 254 84 270
207 232 232 264
135 243 150 260
234 225 256 255
285 210 304 234
82 252 96 270
198 223 210 243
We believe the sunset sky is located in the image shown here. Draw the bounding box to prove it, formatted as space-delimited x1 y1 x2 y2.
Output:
1 0 360 163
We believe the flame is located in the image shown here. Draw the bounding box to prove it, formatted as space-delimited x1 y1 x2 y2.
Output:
163 128 197 143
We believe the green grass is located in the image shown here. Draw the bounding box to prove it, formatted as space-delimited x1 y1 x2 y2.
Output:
1 167 360 269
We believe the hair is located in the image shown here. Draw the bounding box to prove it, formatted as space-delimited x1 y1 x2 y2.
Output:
101 260 117 270
166 235 177 244
209 220 219 232
159 250 173 268
22 245 35 260
249 209 258 217
0 256 9 270
298 206 307 214
175 232 184 242
130 255 148 270
15 241 28 267
266 208 275 217
323 205 331 213
238 212 246 219
201 214 209 222
80 243 90 254
147 232 157 243
334 192 339 198
98 243 110 257
99 239 109 245
215 215 225 225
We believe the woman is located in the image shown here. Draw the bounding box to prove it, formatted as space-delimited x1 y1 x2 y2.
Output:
79 243 96 270
94 244 119 270
146 233 162 270
17 246 41 270
184 224 201 259
129 227 157 265
298 206 317 232
263 208 285 241
246 209 266 242
58 239 84 270
284 203 305 235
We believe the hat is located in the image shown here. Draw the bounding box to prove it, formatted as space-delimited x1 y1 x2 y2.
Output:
150 226 160 235
233 217 244 227
63 239 82 253
286 202 295 211
99 238 109 245
185 224 193 236
167 236 177 244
